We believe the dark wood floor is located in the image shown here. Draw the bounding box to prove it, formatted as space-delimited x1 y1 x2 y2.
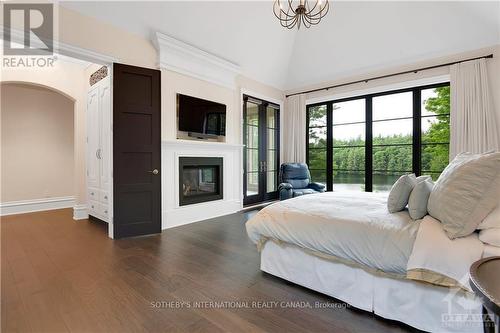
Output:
1 208 418 333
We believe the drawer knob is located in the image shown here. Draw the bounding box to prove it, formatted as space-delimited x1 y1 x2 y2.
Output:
104 195 108 199
104 210 108 214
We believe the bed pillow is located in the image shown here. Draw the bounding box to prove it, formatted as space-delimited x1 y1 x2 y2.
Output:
408 179 434 220
479 228 500 247
478 204 500 229
416 175 431 183
387 174 417 213
427 152 500 239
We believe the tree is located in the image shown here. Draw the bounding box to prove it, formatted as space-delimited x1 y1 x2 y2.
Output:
422 86 450 177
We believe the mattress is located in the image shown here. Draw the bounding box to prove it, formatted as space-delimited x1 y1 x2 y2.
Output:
246 191 421 275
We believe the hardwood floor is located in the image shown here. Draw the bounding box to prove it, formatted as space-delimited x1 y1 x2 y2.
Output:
1 209 419 333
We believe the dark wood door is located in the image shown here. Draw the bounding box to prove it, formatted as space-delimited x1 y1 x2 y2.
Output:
113 63 161 238
243 95 280 206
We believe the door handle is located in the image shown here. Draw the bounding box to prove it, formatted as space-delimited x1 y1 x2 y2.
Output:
96 148 102 160
260 161 267 172
148 169 159 175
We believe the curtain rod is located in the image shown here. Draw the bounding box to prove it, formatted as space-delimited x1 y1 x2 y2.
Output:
285 54 494 98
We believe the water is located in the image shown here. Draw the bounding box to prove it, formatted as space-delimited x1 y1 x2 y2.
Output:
331 172 401 193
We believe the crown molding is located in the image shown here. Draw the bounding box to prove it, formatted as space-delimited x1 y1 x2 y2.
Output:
1 26 117 64
153 32 241 90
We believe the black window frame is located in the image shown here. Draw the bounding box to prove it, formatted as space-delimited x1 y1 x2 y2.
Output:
306 82 450 192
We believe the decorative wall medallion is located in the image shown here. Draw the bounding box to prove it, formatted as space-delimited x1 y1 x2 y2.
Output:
89 66 108 86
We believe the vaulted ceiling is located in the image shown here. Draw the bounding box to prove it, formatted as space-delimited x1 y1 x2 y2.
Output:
61 1 500 91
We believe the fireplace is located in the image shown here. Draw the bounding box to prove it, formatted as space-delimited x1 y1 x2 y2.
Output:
179 157 223 206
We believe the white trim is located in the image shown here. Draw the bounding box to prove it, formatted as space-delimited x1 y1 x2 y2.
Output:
162 139 243 149
154 32 241 89
305 75 450 105
0 197 75 216
55 40 117 65
73 204 89 220
163 199 241 230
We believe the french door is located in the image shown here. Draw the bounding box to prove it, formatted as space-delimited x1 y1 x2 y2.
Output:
243 95 280 206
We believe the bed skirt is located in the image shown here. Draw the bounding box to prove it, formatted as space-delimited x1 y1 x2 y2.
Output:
261 241 483 333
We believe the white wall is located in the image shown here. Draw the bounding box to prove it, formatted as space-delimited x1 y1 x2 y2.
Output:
1 83 74 202
1 58 89 211
160 70 284 227
3 5 285 223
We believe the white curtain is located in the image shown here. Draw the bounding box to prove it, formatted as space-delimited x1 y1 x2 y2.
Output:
450 58 499 159
283 94 306 163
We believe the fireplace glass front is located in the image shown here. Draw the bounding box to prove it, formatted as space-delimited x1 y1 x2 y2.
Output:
179 157 223 206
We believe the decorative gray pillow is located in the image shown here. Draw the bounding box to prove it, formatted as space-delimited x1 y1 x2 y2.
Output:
387 174 417 213
408 179 434 220
427 152 500 239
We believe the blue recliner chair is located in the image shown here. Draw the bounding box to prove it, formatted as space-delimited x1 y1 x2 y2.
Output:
278 163 326 200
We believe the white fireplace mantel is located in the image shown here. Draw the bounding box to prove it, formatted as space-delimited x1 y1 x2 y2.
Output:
161 139 243 229
162 139 243 150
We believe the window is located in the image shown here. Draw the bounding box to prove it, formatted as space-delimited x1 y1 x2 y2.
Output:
307 105 327 184
332 99 365 191
306 83 450 192
421 86 450 180
372 92 413 192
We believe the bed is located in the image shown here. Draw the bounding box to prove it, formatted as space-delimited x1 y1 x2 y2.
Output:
246 192 487 333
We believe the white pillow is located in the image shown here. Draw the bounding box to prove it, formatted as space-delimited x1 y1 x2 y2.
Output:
387 174 417 213
478 204 500 229
416 175 432 183
479 228 500 247
408 179 434 220
427 152 500 239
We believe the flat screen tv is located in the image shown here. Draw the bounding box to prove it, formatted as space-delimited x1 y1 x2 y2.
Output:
177 94 226 137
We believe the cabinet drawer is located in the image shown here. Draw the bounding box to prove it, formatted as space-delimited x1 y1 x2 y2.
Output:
100 191 109 204
88 189 98 201
99 204 110 218
88 200 99 214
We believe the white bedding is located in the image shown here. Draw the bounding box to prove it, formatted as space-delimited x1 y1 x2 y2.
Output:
483 244 500 257
246 191 485 289
407 215 484 291
246 191 420 275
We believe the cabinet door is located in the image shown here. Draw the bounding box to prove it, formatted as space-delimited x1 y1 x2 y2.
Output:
99 78 111 193
87 87 100 189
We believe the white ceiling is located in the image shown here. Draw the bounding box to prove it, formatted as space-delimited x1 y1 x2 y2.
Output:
61 1 500 91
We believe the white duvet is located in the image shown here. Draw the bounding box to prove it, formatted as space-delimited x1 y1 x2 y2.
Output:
246 192 420 275
246 191 485 290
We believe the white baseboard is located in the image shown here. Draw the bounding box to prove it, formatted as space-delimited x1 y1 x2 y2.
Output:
73 204 89 220
0 196 75 216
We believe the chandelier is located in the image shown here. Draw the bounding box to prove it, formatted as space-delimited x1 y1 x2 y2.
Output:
273 0 330 29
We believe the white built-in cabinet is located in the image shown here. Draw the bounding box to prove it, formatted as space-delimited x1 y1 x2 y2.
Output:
86 75 112 223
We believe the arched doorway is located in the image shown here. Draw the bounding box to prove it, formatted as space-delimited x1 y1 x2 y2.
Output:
1 82 76 208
